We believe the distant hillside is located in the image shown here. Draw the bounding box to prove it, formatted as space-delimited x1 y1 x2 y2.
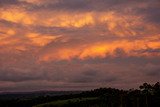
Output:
0 82 160 107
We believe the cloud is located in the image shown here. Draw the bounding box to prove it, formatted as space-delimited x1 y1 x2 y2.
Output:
25 0 151 12
0 69 39 82
0 0 160 91
134 1 160 24
0 0 19 6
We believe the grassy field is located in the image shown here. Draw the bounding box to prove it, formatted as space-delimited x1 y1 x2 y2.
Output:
33 97 98 107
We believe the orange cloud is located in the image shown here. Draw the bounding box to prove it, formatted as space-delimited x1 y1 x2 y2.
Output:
39 38 160 62
0 8 34 25
1 4 160 62
19 0 59 5
39 12 95 28
26 33 60 46
1 6 156 37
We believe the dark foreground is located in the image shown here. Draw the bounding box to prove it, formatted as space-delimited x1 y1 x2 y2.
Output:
0 82 160 107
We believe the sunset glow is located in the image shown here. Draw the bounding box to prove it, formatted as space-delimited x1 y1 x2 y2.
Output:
0 0 160 91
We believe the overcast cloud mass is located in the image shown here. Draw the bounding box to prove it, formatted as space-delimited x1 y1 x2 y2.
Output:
0 0 160 92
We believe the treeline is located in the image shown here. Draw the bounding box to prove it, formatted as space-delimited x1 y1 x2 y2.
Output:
0 82 160 107
83 82 160 107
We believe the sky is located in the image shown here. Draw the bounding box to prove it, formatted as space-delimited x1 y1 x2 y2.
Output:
0 0 160 92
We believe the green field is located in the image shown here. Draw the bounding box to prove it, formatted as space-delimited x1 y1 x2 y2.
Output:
33 97 98 107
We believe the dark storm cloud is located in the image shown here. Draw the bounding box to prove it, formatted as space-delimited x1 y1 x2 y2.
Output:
78 55 160 67
68 69 117 83
136 6 160 24
0 69 39 82
69 70 99 83
136 63 160 79
0 0 18 6
135 48 160 54
33 0 160 25
51 0 91 11
0 0 29 7
145 67 160 77
27 0 142 11
0 19 26 29
0 55 159 90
